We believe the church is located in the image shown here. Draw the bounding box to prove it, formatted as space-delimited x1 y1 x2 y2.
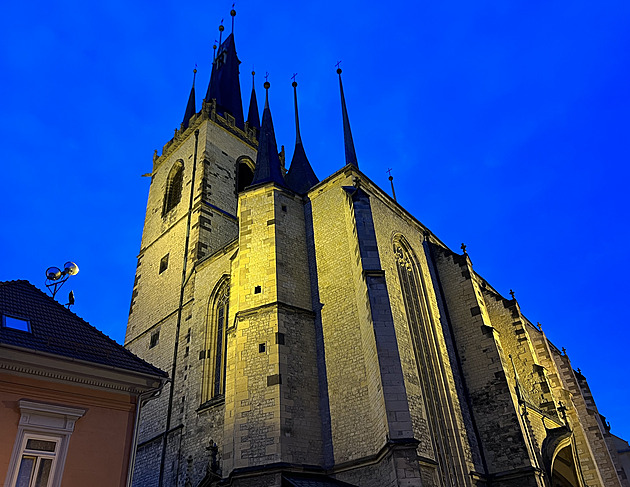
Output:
123 9 629 487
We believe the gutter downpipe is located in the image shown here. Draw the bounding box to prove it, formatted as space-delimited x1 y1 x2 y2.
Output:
126 379 168 487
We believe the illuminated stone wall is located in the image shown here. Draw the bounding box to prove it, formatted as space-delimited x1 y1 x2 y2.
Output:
124 107 629 487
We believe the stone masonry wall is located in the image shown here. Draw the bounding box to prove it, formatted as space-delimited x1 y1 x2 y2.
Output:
431 246 541 486
308 170 387 466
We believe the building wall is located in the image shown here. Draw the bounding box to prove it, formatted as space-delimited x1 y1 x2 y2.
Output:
124 102 629 487
0 371 136 487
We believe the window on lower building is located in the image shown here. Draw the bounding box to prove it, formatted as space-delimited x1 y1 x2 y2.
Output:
6 400 85 487
13 435 60 487
2 315 31 332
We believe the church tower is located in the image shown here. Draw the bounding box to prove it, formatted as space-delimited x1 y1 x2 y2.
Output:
125 9 630 487
124 10 260 486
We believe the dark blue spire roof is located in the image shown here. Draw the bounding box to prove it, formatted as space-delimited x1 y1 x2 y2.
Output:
205 33 244 129
247 71 260 132
250 84 286 188
182 69 197 129
285 81 319 194
337 68 358 168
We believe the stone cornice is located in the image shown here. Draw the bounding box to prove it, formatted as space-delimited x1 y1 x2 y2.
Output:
0 344 166 394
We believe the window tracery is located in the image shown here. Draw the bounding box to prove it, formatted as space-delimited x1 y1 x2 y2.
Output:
393 236 456 485
163 161 184 215
202 278 230 404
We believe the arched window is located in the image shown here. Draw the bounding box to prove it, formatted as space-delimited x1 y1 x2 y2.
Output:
162 161 184 215
202 278 230 404
394 236 456 485
236 157 255 193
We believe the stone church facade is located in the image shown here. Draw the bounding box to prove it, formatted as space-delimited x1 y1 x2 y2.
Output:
124 13 629 487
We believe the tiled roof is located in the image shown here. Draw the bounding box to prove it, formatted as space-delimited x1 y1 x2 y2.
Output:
0 280 167 378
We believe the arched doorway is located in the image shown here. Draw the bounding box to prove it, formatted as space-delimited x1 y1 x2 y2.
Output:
551 444 581 487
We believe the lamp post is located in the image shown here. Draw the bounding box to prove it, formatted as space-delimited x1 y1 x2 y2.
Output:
45 262 79 303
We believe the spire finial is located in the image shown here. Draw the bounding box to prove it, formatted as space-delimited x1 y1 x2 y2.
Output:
336 62 358 168
231 4 236 34
246 69 260 132
218 19 224 47
213 41 217 60
292 73 301 145
509 289 515 300
264 73 270 109
182 65 197 129
387 168 397 202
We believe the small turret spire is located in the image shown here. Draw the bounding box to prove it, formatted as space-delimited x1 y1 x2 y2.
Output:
337 65 358 168
250 79 286 188
182 66 197 129
247 70 260 133
285 76 319 194
231 5 236 34
205 15 244 129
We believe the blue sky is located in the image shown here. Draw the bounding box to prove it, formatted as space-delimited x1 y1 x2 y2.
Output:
1 1 629 441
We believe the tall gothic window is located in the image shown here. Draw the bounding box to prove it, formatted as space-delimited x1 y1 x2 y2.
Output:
394 237 455 485
162 161 184 215
202 278 230 404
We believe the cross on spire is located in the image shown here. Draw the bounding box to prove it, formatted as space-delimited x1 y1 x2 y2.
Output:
335 60 342 70
509 289 515 299
461 243 467 255
291 73 298 82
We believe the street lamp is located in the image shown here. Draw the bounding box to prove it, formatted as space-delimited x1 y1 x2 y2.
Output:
45 261 79 303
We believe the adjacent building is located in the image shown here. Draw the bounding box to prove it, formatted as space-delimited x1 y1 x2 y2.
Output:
0 280 167 487
123 12 629 487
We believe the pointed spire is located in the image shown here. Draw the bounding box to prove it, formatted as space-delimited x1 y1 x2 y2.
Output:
205 12 244 129
285 77 319 194
337 66 358 168
250 80 286 188
247 70 260 132
182 67 197 130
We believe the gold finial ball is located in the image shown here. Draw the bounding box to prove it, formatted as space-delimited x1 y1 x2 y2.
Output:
252 70 255 76
213 44 217 50
219 24 225 32
231 9 236 16
292 81 297 88
264 81 270 90
336 68 342 75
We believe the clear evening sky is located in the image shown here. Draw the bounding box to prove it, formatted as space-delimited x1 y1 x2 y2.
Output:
1 1 628 440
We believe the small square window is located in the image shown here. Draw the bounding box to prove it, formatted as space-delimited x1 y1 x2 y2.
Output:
2 315 30 332
150 330 160 348
259 343 266 353
254 285 261 294
159 254 169 274
281 205 287 212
